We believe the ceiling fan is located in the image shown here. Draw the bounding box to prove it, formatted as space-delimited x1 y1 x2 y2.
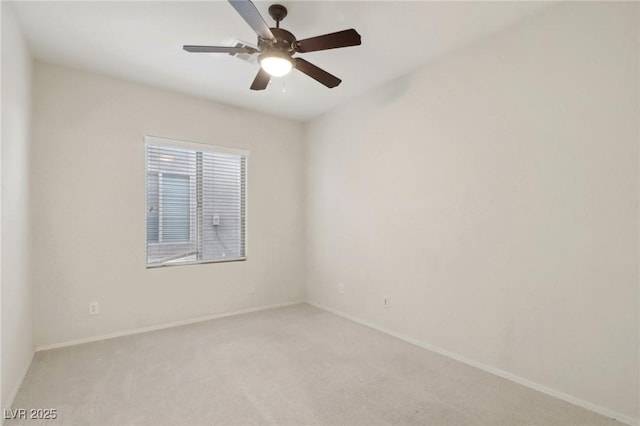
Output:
183 0 362 90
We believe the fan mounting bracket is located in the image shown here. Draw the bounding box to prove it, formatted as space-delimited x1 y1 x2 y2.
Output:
268 4 288 26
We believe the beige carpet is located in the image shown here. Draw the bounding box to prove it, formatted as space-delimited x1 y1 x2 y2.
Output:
9 304 620 426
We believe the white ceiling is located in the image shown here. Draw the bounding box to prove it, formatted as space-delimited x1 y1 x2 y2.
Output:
12 1 552 121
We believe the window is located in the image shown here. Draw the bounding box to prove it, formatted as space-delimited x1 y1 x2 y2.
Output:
145 136 248 267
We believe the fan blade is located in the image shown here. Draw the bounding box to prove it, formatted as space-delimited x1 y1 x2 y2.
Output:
250 68 270 90
183 45 257 54
228 0 274 40
295 58 341 88
295 29 361 53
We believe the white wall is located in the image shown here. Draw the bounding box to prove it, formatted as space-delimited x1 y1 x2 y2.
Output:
305 2 638 422
31 61 305 347
1 2 34 411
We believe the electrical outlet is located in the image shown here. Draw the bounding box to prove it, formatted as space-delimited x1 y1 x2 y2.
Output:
338 283 344 295
213 215 220 226
89 302 100 315
383 296 390 308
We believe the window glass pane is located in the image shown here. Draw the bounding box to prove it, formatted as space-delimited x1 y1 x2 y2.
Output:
201 152 244 260
161 173 190 242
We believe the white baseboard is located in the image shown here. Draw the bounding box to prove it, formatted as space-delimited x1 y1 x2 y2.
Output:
307 301 639 426
2 350 35 424
36 300 303 352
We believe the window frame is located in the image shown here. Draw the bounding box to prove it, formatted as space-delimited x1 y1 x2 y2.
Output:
144 135 249 268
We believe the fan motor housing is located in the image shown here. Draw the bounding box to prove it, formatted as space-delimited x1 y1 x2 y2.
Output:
259 28 297 54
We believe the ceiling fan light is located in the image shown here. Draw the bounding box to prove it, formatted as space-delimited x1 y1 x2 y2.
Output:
259 52 293 77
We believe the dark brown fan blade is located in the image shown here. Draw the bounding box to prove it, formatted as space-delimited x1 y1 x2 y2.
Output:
228 0 274 40
294 58 341 88
250 68 270 90
183 45 257 54
295 29 361 53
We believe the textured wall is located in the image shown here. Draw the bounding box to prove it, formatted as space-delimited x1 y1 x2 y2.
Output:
31 62 305 347
305 3 639 421
1 2 34 411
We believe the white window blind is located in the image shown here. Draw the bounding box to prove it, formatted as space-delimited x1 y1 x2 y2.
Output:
145 137 248 267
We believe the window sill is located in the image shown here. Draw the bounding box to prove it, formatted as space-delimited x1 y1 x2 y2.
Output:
146 257 247 269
